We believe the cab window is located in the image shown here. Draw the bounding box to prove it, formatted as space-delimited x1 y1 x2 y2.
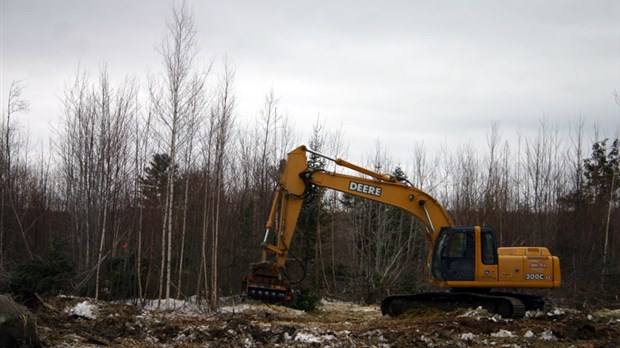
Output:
447 233 471 258
481 231 497 265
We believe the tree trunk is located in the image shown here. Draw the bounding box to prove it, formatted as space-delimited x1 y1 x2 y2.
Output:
601 172 615 287
177 174 191 299
95 203 108 299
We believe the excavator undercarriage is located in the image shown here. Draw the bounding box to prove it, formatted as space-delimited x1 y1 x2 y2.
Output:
381 291 548 318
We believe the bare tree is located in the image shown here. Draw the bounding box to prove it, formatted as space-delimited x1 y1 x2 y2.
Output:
482 122 501 224
176 87 206 299
135 108 153 300
324 125 346 295
57 69 100 270
93 68 138 299
602 95 620 285
56 66 137 298
1 80 31 265
524 119 565 245
206 61 236 310
149 1 209 309
453 141 481 224
343 143 425 302
255 90 281 194
0 81 32 267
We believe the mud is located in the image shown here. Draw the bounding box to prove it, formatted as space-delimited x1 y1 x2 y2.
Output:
35 296 620 347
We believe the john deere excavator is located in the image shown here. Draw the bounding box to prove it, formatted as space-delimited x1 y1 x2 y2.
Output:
242 145 561 318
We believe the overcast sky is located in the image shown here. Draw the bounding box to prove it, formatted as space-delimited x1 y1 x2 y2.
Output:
1 0 619 162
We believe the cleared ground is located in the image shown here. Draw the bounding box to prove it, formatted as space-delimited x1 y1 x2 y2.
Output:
36 296 620 347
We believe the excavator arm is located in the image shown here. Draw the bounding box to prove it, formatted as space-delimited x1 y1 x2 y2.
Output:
242 145 452 301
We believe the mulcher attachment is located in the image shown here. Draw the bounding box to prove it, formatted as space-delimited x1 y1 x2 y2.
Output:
241 275 291 302
241 261 291 303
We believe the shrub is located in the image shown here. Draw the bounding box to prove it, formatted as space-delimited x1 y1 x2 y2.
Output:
9 238 74 305
287 288 322 312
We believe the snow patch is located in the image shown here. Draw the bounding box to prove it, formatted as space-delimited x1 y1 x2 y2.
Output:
524 330 535 338
547 308 565 317
294 331 335 344
459 306 490 319
420 335 435 346
319 298 378 312
219 303 255 313
459 306 502 322
489 314 502 322
66 301 98 320
141 298 203 313
491 329 515 338
219 302 305 316
479 339 497 346
145 336 159 344
590 308 620 323
525 309 545 318
540 329 556 341
460 332 475 341
173 332 193 342
242 337 253 348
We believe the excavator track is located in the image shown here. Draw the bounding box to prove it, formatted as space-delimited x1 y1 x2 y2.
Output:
381 292 527 319
491 292 547 311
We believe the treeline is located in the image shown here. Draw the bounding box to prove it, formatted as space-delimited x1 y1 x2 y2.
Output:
1 5 619 308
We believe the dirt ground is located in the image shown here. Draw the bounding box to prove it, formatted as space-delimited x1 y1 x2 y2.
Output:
34 296 620 347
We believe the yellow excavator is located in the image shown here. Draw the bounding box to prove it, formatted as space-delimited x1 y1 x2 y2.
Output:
242 145 561 318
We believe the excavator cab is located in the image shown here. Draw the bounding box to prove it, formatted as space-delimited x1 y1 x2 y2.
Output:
431 226 497 282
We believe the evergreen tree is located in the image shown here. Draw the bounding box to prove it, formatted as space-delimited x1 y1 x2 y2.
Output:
557 138 619 298
139 153 177 206
292 122 327 288
584 138 620 204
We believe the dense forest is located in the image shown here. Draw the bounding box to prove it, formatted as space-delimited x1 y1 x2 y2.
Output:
1 5 619 310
